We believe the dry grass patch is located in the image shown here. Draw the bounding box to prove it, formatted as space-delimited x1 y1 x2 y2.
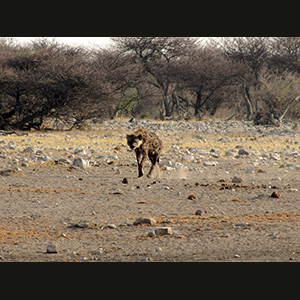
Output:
0 216 62 245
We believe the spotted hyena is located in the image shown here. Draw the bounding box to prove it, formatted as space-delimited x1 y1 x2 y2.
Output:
126 128 163 178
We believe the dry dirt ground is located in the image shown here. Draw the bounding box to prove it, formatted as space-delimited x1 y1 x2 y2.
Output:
1 119 300 262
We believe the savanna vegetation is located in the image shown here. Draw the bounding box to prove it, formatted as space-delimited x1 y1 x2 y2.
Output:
1 37 300 130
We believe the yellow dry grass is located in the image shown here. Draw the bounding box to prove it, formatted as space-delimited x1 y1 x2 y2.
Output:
166 212 300 226
0 120 296 156
0 216 62 245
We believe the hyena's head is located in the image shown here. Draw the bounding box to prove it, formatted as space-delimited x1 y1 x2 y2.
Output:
126 133 143 150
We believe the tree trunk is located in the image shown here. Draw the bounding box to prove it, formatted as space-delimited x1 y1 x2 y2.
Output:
243 86 255 120
278 95 300 122
194 90 202 117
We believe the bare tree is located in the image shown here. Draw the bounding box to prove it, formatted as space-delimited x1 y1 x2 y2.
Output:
0 39 110 130
269 37 300 74
112 37 197 118
92 48 150 119
171 45 246 118
214 37 271 120
253 71 300 126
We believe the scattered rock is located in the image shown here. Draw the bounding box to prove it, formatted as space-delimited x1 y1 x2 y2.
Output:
195 209 203 216
140 257 152 262
173 231 181 237
124 220 132 226
73 158 89 169
133 217 157 226
286 163 300 170
181 155 194 162
225 149 238 157
270 153 281 161
74 149 87 155
232 176 243 183
122 177 129 184
22 146 35 153
0 168 18 176
57 158 72 165
233 222 249 229
238 149 249 155
285 151 299 157
106 224 117 229
70 221 90 228
175 162 187 170
203 161 218 166
162 186 170 190
46 244 58 254
188 194 197 200
271 191 281 198
148 227 173 237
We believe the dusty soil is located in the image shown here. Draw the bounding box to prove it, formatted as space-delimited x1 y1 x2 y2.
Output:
1 119 300 262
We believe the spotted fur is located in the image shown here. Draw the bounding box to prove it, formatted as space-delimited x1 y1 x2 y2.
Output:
126 128 163 178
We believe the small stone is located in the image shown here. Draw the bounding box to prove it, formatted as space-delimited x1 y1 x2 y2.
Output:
133 217 157 226
74 149 87 155
271 191 281 198
173 231 181 237
188 194 197 200
140 257 152 262
195 209 202 216
124 220 132 226
73 158 89 169
46 244 58 254
238 149 249 155
270 153 281 161
148 227 173 237
22 146 35 153
181 155 194 162
122 177 129 184
232 176 243 183
234 222 249 228
107 224 117 229
203 161 218 166
225 150 237 157
57 158 72 165
71 221 90 228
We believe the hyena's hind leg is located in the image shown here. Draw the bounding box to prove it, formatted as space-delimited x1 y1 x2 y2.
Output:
147 153 160 178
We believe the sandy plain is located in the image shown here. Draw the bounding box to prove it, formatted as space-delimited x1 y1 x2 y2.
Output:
1 119 300 262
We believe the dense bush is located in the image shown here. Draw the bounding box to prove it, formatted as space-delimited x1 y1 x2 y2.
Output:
1 37 300 130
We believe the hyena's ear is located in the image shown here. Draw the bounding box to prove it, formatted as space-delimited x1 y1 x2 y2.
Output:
138 134 143 140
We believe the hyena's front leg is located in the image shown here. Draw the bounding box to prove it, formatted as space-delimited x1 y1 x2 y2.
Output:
136 151 146 177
